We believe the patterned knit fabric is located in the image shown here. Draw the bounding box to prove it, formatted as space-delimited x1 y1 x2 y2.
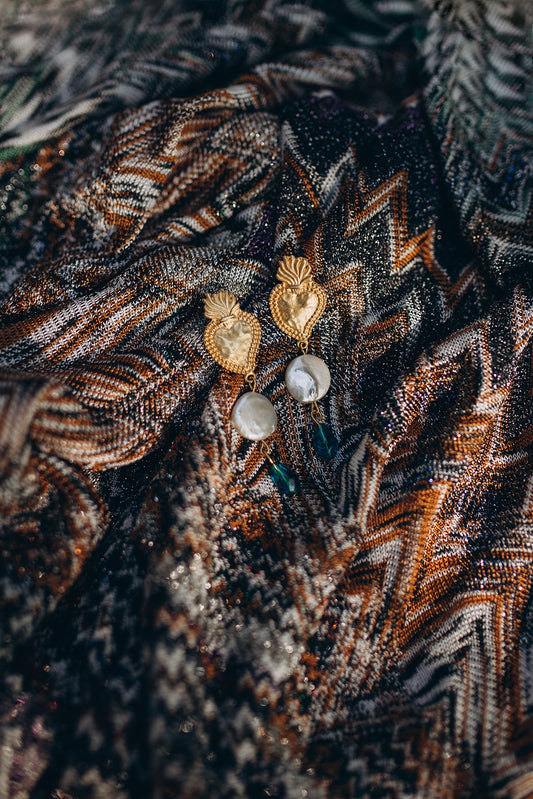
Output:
1 1 532 797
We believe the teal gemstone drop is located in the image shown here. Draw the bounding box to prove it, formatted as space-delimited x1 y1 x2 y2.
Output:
312 422 339 461
268 461 299 495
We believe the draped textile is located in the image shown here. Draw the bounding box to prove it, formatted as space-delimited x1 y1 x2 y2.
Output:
1 1 533 797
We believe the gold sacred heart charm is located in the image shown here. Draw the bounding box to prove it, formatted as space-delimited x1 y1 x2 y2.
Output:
203 290 261 375
269 256 326 344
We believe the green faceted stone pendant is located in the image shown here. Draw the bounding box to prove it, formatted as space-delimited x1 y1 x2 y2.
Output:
312 421 338 461
260 441 299 495
268 461 299 495
309 402 338 461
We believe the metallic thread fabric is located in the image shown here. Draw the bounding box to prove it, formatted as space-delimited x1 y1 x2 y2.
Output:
0 1 532 797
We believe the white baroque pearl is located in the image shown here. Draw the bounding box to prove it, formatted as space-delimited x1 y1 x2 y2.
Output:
285 354 330 404
230 391 278 440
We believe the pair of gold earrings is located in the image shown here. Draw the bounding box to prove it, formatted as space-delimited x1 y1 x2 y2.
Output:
203 256 337 494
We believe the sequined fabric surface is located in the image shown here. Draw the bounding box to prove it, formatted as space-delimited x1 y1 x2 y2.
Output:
1 1 532 797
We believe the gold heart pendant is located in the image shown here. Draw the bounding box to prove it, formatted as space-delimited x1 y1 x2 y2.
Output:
204 290 261 375
277 290 319 336
269 256 326 344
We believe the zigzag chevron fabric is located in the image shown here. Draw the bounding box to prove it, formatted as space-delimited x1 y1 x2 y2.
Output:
0 1 532 797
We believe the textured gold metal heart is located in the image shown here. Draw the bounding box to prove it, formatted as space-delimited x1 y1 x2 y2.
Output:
278 290 319 335
214 319 253 367
204 310 261 375
270 283 327 343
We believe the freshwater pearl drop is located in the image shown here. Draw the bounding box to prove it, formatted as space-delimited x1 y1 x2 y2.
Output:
285 354 330 404
230 392 278 441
